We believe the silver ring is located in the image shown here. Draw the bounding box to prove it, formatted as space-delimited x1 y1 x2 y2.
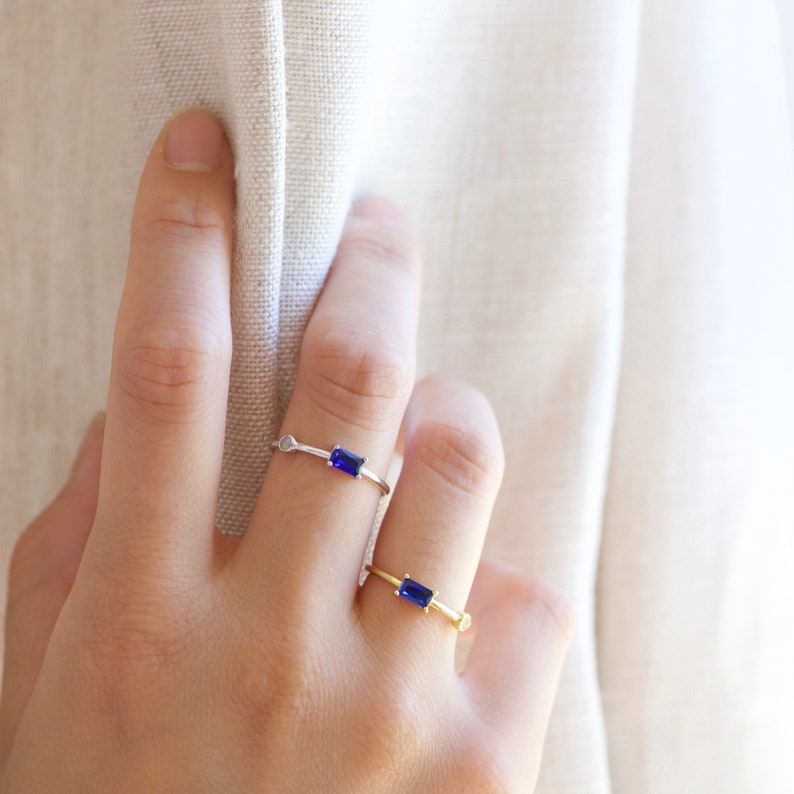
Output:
270 434 390 495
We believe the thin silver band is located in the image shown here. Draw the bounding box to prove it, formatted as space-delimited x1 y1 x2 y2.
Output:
270 434 390 495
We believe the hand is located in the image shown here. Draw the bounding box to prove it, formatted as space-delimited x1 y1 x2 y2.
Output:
0 108 572 792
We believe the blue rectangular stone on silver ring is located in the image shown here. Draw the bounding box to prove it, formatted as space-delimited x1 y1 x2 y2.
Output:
328 445 366 477
270 435 390 495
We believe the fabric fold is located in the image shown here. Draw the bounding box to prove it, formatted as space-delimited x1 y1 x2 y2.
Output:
598 1 794 790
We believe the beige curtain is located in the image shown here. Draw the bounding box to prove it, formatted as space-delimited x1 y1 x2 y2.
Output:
1 1 792 790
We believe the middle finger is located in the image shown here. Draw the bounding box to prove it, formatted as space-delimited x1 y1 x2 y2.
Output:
234 197 421 602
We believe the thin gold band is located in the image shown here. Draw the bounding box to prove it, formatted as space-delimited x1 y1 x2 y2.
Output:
365 564 472 632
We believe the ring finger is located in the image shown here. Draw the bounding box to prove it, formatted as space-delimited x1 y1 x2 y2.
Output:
358 374 505 656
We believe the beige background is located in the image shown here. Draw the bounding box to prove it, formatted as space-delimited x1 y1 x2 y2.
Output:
1 1 793 791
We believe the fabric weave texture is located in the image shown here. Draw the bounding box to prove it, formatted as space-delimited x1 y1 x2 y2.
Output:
1 1 793 790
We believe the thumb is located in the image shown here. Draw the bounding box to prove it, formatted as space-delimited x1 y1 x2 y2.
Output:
0 413 105 763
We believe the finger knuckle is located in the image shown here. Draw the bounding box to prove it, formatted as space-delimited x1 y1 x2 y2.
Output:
414 420 504 499
339 215 420 275
117 322 229 422
454 730 520 794
303 326 413 431
357 674 432 772
227 630 320 745
81 567 199 668
511 573 575 644
85 609 192 682
70 580 205 726
137 191 231 249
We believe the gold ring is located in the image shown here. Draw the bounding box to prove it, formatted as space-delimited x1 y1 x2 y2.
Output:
365 564 472 632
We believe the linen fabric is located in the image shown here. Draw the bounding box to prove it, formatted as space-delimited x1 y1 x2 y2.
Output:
1 1 792 791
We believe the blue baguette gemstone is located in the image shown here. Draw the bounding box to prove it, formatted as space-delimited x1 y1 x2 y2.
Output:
398 578 435 609
329 446 366 477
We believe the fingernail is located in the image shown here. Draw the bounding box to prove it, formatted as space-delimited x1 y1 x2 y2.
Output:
163 108 225 172
350 195 413 235
71 412 105 476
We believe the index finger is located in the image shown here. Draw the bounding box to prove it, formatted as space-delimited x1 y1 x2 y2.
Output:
90 108 235 578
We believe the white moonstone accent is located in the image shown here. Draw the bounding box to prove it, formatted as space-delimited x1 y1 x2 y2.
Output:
278 434 297 452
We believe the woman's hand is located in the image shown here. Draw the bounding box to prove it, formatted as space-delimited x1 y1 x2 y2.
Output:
0 109 572 792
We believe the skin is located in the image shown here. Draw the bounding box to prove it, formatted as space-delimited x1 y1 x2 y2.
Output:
0 108 573 792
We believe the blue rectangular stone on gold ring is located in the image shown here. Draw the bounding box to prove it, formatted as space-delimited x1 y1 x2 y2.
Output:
364 564 472 632
328 445 367 477
397 577 435 610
